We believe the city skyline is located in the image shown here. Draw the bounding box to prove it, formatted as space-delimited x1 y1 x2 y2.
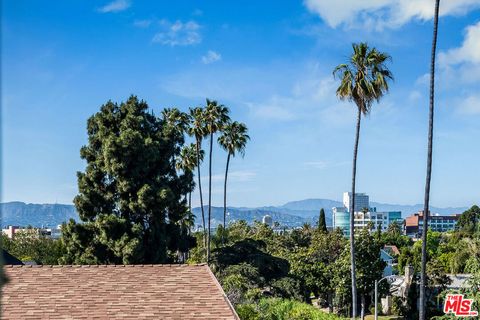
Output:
2 1 480 208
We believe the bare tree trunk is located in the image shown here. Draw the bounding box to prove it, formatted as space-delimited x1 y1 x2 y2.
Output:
195 139 207 255
420 1 440 319
207 132 213 264
350 107 361 319
222 152 231 244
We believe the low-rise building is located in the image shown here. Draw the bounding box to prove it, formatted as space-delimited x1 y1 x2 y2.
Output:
2 225 62 239
405 211 460 236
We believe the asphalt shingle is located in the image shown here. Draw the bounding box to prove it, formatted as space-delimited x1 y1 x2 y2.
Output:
2 264 239 320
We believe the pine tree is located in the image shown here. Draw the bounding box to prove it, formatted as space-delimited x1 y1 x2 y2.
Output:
318 208 327 233
61 96 194 264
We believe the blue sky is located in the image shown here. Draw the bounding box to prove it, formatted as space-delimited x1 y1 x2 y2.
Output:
2 0 480 208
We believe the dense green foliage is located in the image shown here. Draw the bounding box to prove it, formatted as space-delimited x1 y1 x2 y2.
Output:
1 231 65 264
60 96 249 265
236 298 344 320
187 205 480 318
190 220 387 317
61 96 195 264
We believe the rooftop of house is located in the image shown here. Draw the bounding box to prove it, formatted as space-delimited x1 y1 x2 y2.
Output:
2 264 239 320
384 245 400 256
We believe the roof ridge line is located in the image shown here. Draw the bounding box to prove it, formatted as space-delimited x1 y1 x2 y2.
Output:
3 263 209 268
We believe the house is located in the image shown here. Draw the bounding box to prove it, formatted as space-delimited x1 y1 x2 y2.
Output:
2 264 239 319
381 249 395 277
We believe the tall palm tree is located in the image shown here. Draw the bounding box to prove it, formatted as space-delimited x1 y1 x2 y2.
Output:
176 143 205 211
420 1 441 319
203 99 230 263
218 121 250 235
162 108 190 166
333 43 393 319
188 107 207 252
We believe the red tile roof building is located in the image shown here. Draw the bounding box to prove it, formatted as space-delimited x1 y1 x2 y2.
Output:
2 264 239 319
404 210 460 236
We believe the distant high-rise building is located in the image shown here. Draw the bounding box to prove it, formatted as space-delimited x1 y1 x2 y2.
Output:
262 215 273 226
333 192 403 236
343 192 370 212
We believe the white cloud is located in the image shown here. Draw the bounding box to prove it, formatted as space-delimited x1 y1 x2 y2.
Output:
152 20 201 46
304 0 480 29
247 64 357 123
456 94 480 115
97 0 130 13
202 50 222 64
133 19 152 28
439 21 480 66
247 99 297 121
437 21 480 94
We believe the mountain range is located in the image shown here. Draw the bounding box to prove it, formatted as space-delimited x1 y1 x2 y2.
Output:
1 199 469 229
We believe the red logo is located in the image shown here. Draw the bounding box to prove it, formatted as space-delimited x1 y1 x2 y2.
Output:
444 294 478 317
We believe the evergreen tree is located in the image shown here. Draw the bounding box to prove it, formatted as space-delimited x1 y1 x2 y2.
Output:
318 208 327 233
61 96 194 264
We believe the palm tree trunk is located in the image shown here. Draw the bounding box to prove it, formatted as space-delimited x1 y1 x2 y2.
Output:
195 139 207 253
420 1 440 319
223 152 231 240
350 107 361 319
189 191 192 212
207 132 213 263
360 295 365 320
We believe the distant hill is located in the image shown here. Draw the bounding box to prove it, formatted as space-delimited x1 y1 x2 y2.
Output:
370 202 467 217
0 199 470 229
1 202 78 228
191 206 314 228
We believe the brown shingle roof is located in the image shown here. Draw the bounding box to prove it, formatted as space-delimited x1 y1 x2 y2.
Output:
2 264 239 320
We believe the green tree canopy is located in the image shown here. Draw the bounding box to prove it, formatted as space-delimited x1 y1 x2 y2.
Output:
61 96 194 264
457 205 480 235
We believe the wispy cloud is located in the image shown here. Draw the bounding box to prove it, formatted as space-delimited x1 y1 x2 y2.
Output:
202 50 222 64
97 0 130 13
207 171 257 182
133 19 152 28
152 20 201 46
456 94 480 115
303 160 349 170
247 100 297 121
304 0 480 30
192 9 203 16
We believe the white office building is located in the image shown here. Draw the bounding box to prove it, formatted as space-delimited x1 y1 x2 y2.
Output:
333 192 403 236
343 192 370 212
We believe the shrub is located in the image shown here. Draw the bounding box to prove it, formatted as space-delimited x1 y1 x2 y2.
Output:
236 298 343 320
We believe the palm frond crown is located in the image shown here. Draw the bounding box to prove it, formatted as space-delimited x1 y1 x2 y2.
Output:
333 42 393 115
203 99 231 134
218 121 250 157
